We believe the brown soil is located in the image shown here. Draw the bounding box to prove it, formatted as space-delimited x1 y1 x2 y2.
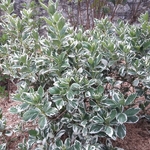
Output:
113 121 150 150
0 99 29 150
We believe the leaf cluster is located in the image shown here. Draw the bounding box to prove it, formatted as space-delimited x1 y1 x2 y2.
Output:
0 0 150 149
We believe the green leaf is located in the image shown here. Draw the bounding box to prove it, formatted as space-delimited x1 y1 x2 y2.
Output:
37 86 44 97
101 58 108 67
70 83 81 91
21 93 34 103
116 113 127 124
103 99 116 107
89 79 97 86
43 101 52 112
68 100 78 109
124 108 140 117
28 130 38 136
45 107 58 116
82 127 87 136
132 78 139 87
66 90 74 100
8 15 16 26
42 17 53 26
23 109 39 121
74 140 82 150
142 12 149 22
89 124 103 134
109 109 117 121
19 103 29 111
53 39 61 46
0 120 5 131
126 115 139 123
20 54 27 64
92 116 104 124
125 94 137 105
142 39 150 50
49 87 60 95
57 18 65 31
53 12 61 22
48 5 55 15
95 54 102 66
39 1 48 11
64 138 71 148
53 98 65 110
105 126 114 138
56 139 63 148
97 85 104 94
116 124 126 139
88 57 94 66
56 130 65 138
145 115 150 121
82 41 92 50
73 124 81 134
9 107 18 114
0 113 2 119
38 116 47 129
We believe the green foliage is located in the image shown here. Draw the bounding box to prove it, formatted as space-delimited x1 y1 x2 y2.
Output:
0 0 150 149
0 86 7 98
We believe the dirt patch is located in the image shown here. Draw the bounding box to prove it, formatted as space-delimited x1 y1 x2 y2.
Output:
113 120 150 150
0 99 28 150
0 99 21 127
